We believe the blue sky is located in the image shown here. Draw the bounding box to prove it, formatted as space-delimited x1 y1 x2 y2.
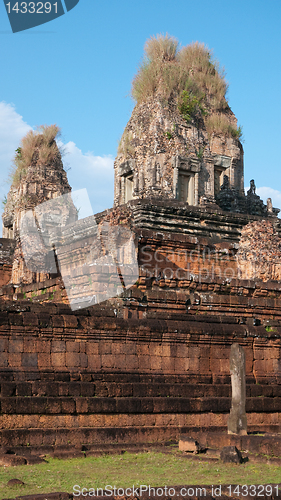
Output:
1 0 281 227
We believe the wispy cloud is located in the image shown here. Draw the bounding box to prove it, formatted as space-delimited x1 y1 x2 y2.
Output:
0 102 31 204
62 141 114 215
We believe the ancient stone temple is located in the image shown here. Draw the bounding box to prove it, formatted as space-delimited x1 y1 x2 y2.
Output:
1 35 281 451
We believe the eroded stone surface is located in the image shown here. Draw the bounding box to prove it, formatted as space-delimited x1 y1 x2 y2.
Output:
236 219 281 281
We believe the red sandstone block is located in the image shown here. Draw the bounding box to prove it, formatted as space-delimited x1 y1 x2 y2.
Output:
199 357 210 372
37 313 51 328
0 338 8 351
68 382 81 396
61 398 76 414
8 353 21 367
176 344 189 358
111 343 124 355
79 341 86 353
66 341 80 352
29 429 44 447
137 344 151 356
175 357 189 372
0 312 8 325
246 360 253 374
253 349 264 360
23 338 37 353
51 341 66 353
1 397 17 414
46 398 62 414
76 397 88 413
1 382 16 396
86 343 99 355
51 315 64 328
0 352 8 367
37 353 51 368
22 353 38 368
81 382 95 397
80 353 88 368
138 355 151 370
87 355 101 370
77 316 89 329
148 344 162 357
121 383 133 397
36 340 51 353
66 352 80 368
253 359 267 372
99 342 112 355
94 382 108 397
58 382 69 396
62 315 78 328
265 347 280 359
22 312 38 326
189 345 201 358
220 358 229 373
51 352 66 367
161 356 175 372
150 355 162 371
8 339 23 353
8 313 23 326
113 353 126 369
125 342 136 355
189 358 199 372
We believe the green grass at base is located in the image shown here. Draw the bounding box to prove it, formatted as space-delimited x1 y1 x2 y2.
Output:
0 451 281 499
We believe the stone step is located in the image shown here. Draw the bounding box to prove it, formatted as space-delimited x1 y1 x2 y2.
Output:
0 424 280 448
0 396 280 415
1 379 280 398
0 396 232 414
0 381 232 398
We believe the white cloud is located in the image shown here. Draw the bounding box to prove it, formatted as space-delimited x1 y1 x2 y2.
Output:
0 101 32 206
62 141 114 215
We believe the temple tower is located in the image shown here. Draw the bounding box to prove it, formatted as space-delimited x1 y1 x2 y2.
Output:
114 35 244 209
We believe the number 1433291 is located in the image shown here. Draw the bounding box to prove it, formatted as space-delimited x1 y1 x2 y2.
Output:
6 2 58 13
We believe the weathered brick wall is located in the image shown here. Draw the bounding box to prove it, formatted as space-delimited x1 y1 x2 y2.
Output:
0 299 281 446
0 238 15 287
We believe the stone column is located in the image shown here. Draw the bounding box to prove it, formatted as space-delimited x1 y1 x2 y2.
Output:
173 167 179 199
228 343 247 435
194 172 199 206
133 172 138 196
121 176 125 204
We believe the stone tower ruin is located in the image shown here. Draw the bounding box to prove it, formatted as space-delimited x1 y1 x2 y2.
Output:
114 36 275 216
2 125 77 284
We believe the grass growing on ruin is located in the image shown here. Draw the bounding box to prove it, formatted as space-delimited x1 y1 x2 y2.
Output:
0 451 281 499
9 124 61 186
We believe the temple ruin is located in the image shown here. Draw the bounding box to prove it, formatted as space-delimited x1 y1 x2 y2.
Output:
0 35 281 450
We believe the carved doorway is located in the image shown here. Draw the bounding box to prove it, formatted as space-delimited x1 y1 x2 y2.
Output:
178 172 195 205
